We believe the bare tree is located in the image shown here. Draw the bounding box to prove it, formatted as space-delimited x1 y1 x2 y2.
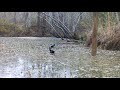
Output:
37 12 42 36
42 12 74 38
92 12 98 56
14 12 17 31
24 12 29 28
115 12 119 24
37 12 47 36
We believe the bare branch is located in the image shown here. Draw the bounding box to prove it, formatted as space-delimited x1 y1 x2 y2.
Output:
39 15 63 39
41 12 73 38
73 12 83 32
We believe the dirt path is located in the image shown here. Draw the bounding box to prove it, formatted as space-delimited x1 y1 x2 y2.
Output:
0 37 120 78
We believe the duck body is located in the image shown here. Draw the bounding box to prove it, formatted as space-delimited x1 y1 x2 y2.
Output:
49 44 55 54
49 49 55 54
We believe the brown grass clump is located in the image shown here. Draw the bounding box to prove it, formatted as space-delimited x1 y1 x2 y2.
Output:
86 23 120 51
102 24 120 50
0 19 25 37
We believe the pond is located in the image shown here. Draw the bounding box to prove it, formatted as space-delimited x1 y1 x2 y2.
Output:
0 37 120 78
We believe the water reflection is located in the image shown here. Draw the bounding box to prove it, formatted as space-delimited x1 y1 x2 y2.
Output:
0 56 79 78
1 37 120 78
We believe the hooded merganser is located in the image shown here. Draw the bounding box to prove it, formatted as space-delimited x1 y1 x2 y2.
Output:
50 44 55 48
49 47 55 54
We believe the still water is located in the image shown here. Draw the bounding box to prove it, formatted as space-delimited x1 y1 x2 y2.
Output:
0 37 120 78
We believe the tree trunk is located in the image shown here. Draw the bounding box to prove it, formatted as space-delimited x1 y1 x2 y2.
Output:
14 12 17 32
37 12 46 36
115 12 119 24
107 12 111 35
91 12 98 56
37 12 42 36
24 12 29 28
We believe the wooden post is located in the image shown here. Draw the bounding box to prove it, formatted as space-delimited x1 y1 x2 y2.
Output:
92 12 98 56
